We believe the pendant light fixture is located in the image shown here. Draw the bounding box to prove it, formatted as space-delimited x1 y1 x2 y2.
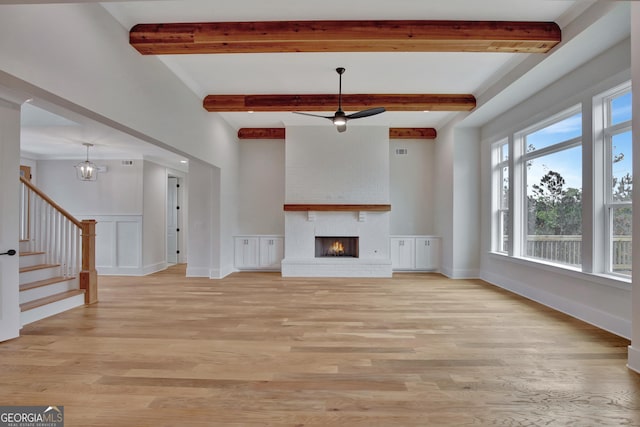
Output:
75 143 98 181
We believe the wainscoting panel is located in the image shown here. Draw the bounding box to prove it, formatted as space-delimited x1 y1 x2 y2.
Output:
78 215 145 275
116 220 141 268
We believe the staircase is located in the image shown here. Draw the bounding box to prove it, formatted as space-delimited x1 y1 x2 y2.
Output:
19 177 97 326
19 242 85 326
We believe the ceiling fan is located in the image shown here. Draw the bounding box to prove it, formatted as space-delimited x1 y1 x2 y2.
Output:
294 67 386 133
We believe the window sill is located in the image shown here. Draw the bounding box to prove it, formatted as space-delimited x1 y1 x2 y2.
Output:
488 251 631 291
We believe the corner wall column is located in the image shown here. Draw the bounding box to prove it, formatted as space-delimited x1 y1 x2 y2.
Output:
628 3 640 372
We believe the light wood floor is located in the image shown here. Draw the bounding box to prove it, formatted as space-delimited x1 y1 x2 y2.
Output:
1 265 639 426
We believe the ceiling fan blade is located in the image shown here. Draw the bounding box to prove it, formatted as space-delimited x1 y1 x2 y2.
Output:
346 107 386 119
293 112 334 119
336 123 347 133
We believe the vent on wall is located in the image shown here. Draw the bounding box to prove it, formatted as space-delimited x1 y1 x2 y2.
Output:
395 148 408 156
121 160 134 166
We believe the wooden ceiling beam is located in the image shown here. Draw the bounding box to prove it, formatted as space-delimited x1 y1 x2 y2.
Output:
238 128 286 139
205 94 476 112
130 20 561 54
389 127 437 139
237 128 437 140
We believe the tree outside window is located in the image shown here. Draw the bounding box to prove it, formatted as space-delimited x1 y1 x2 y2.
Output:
523 110 582 266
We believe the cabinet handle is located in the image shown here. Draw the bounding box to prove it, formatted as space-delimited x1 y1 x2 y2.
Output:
399 240 404 246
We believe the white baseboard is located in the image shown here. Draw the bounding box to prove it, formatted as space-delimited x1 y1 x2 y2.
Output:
143 262 167 276
440 265 480 279
186 266 210 277
209 265 235 279
627 346 640 373
481 270 631 339
97 266 144 276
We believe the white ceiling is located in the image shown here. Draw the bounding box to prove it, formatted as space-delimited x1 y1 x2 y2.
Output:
20 102 190 169
103 0 579 129
17 0 628 166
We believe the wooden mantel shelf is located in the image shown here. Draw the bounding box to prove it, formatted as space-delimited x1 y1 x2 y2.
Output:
284 204 391 212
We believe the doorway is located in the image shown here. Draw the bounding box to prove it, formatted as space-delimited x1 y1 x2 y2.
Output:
167 176 180 264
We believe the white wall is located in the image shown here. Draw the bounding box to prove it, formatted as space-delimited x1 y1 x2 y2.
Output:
434 117 457 277
37 159 143 215
142 160 167 274
389 139 435 235
433 119 481 279
238 139 285 235
479 37 632 338
0 3 240 279
36 158 171 275
238 136 434 236
212 121 240 278
186 160 220 278
0 96 22 341
452 127 481 278
0 4 231 166
628 2 640 371
286 126 389 203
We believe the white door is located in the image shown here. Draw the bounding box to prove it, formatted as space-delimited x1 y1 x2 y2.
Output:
0 98 22 341
167 177 179 264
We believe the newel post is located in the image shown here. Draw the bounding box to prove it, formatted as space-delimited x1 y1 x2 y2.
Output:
80 219 98 304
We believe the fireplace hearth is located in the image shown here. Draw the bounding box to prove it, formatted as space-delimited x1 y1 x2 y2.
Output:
315 236 359 258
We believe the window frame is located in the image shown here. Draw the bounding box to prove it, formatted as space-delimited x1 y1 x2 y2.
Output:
489 80 632 284
516 105 583 266
492 139 509 254
599 84 633 277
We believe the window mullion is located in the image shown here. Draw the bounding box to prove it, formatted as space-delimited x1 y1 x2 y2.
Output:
511 134 523 258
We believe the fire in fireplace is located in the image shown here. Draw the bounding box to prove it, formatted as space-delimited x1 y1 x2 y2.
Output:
315 236 359 258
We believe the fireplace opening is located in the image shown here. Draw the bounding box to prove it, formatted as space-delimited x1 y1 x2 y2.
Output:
315 236 359 258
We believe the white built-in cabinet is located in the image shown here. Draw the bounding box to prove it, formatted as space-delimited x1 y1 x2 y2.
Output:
259 237 284 269
390 236 440 271
390 237 415 270
234 236 284 270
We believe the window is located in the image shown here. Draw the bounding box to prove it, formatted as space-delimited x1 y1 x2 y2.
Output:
490 80 632 281
603 87 632 276
520 108 582 267
493 140 509 253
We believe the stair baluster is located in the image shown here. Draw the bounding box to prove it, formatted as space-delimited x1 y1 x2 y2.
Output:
19 177 97 306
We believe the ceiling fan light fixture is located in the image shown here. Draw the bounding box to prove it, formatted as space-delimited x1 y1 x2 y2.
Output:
292 67 385 133
332 113 347 126
75 143 98 181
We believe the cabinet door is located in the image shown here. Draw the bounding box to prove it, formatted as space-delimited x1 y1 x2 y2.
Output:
260 237 284 269
235 237 259 269
390 238 415 270
415 237 439 270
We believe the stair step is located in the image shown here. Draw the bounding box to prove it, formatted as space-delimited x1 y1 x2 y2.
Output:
19 252 47 269
20 289 85 312
20 263 59 273
20 251 46 257
19 240 32 252
20 276 76 292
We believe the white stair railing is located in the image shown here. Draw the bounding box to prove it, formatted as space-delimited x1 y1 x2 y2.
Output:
19 177 82 279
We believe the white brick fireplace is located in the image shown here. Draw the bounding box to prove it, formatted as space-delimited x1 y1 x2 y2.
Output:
281 126 392 277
